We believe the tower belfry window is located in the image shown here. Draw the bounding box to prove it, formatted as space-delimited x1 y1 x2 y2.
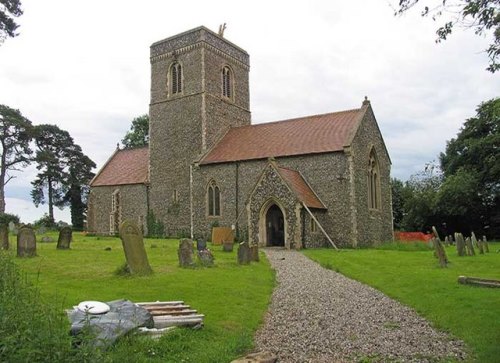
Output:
171 63 182 94
222 66 232 98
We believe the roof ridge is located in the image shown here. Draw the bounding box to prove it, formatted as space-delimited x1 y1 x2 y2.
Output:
231 108 362 131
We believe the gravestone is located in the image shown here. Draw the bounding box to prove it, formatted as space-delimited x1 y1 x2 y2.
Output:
118 220 152 275
465 237 475 256
178 238 195 268
17 226 36 257
8 221 17 235
57 226 72 249
222 241 233 252
197 249 214 266
237 242 251 265
431 227 447 267
471 232 483 254
37 226 47 235
444 236 449 246
1 223 9 250
196 238 207 251
250 245 259 262
41 236 55 243
455 233 466 256
482 236 490 253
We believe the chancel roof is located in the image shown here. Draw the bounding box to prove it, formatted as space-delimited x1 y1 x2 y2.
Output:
200 108 364 165
90 147 149 187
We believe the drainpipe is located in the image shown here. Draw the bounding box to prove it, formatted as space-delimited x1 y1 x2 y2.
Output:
190 164 194 239
235 162 239 238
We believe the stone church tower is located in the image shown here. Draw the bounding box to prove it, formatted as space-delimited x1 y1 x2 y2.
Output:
148 27 251 235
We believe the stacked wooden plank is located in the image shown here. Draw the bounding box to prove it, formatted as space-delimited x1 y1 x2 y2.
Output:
136 301 204 328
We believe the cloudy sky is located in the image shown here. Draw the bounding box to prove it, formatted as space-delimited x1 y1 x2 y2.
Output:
1 0 498 223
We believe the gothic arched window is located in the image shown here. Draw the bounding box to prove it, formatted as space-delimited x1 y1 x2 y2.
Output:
222 66 232 99
207 180 221 216
367 149 381 210
171 62 182 95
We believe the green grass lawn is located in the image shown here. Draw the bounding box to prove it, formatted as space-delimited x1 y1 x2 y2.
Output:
303 243 500 363
6 232 275 362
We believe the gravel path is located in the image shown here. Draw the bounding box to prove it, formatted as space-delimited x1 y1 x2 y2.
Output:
255 249 466 363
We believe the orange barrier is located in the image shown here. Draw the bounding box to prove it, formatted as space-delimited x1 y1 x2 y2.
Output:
394 232 433 242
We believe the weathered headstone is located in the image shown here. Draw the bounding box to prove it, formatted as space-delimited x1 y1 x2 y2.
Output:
465 237 475 256
37 226 47 235
1 223 9 250
471 232 483 254
444 236 449 246
196 238 207 251
17 226 36 257
222 241 233 252
237 242 251 265
57 226 72 249
197 249 214 266
8 221 16 233
431 227 447 267
456 233 466 256
178 238 195 268
250 245 259 262
41 236 55 243
118 220 152 275
482 236 490 253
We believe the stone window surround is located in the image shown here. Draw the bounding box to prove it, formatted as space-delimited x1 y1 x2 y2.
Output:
168 61 184 97
207 180 222 218
367 147 381 210
310 216 317 233
221 65 234 101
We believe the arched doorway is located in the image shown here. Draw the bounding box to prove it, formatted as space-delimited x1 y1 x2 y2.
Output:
266 204 285 246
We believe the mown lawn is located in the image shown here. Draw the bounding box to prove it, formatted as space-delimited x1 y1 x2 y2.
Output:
6 232 275 363
303 243 500 363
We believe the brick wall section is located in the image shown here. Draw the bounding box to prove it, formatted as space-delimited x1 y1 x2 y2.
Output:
87 184 148 235
350 103 394 246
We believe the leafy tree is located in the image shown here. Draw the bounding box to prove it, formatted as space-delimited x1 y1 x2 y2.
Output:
391 178 406 230
64 144 95 230
0 105 33 214
439 97 500 237
0 0 23 44
31 125 74 225
395 0 500 72
121 114 149 148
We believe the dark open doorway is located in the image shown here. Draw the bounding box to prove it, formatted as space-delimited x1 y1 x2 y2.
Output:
266 204 284 246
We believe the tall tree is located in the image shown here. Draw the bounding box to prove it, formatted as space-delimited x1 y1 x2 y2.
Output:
121 114 149 148
396 0 500 72
63 144 95 230
0 105 33 213
31 125 74 224
439 97 500 236
0 0 23 44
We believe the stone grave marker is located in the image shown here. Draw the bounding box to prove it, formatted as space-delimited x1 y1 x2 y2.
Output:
465 237 475 256
222 241 233 252
431 227 447 267
250 245 259 262
482 236 490 253
1 223 9 250
178 238 195 268
197 249 214 267
471 232 483 254
57 226 72 249
8 221 17 235
119 220 152 275
444 236 449 246
196 238 207 251
237 242 251 265
17 226 36 257
455 233 466 256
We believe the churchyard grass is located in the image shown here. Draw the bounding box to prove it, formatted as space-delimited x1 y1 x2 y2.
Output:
302 243 500 363
7 232 275 362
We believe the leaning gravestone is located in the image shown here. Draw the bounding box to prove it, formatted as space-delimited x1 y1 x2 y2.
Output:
17 226 36 257
237 242 251 265
198 249 214 267
222 241 233 252
196 238 207 251
465 237 475 256
178 238 195 268
471 232 483 254
456 233 466 256
57 226 72 249
482 236 490 253
1 223 9 250
118 220 152 275
431 227 448 268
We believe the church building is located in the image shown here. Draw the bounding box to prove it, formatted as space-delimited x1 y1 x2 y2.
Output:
87 26 393 248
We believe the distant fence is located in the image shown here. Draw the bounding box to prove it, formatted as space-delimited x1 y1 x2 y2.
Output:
394 232 433 242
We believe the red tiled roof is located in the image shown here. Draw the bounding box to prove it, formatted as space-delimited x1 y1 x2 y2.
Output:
277 166 326 209
91 147 149 187
200 108 363 165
